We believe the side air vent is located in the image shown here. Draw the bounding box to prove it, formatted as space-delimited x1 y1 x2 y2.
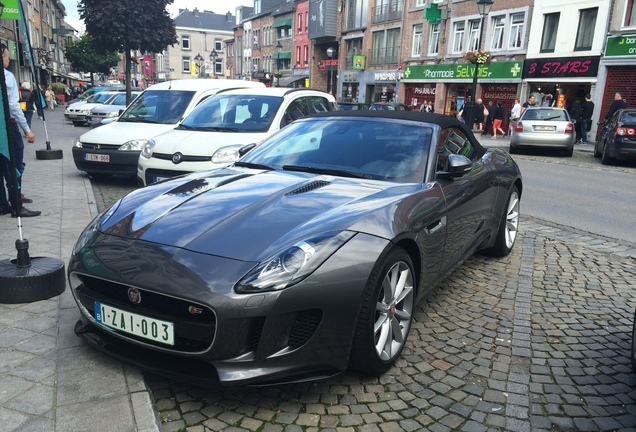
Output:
285 180 331 196
217 174 253 187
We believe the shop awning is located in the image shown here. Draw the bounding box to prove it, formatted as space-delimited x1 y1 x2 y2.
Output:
274 51 292 60
273 18 293 28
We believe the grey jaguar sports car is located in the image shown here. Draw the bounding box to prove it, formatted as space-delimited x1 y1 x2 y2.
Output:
69 110 522 386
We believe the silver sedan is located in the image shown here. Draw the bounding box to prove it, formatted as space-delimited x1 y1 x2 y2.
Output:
509 107 576 157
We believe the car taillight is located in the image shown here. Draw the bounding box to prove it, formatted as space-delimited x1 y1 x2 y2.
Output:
515 122 523 132
565 123 574 134
616 127 636 136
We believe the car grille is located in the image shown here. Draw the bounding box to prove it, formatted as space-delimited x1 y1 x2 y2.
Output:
81 143 121 150
153 152 212 163
288 309 322 348
73 274 216 353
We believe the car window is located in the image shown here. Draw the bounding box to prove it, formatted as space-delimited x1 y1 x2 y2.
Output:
521 109 568 121
308 96 331 113
242 118 432 183
281 98 311 128
620 111 636 123
436 128 477 172
119 90 195 124
180 94 283 132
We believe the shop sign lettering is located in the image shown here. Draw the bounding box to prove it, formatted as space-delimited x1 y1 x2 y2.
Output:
375 71 398 81
401 61 523 81
522 57 599 79
414 87 436 95
605 35 636 56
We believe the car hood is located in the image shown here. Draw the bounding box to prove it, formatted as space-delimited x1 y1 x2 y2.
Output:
151 129 269 154
79 121 178 145
98 167 417 261
91 105 125 114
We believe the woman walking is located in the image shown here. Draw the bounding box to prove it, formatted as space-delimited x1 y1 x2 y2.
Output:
492 101 506 139
45 86 56 110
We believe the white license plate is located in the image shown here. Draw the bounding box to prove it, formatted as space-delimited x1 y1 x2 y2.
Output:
534 125 556 131
153 176 171 183
95 301 175 345
85 154 110 162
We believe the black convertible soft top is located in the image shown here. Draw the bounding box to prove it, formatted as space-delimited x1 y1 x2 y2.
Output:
308 110 486 158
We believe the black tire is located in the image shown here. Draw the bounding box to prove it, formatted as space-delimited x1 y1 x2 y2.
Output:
563 147 573 157
508 145 518 154
72 121 85 126
349 247 415 375
0 257 66 304
632 309 636 373
481 185 520 257
601 142 614 165
593 143 601 158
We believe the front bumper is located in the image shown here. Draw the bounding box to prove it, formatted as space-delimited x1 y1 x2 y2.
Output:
138 156 230 186
68 232 389 386
72 146 140 176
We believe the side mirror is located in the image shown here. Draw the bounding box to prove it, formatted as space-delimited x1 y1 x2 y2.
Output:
238 143 257 157
438 154 472 178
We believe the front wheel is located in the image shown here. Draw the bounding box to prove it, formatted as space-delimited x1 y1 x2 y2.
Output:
601 142 614 165
482 185 520 257
349 248 415 376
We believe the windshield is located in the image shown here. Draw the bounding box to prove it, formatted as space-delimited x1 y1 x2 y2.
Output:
119 90 195 124
179 94 283 132
521 109 569 121
240 117 432 183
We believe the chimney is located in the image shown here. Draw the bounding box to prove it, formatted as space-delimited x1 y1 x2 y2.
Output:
227 12 232 22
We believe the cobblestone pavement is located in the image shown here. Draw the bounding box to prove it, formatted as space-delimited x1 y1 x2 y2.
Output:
90 148 636 432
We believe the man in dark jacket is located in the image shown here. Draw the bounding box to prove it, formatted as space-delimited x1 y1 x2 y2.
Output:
605 92 626 121
580 94 594 144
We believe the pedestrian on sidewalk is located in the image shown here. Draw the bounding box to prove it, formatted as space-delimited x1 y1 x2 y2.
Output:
20 81 37 129
604 92 626 121
482 101 495 137
0 43 40 217
568 99 584 143
492 101 506 139
45 86 56 110
580 94 594 144
508 99 521 136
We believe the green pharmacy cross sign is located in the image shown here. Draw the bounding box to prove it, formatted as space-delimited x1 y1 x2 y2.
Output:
424 3 442 24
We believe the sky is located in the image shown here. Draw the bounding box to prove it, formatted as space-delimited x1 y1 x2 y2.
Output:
61 0 253 32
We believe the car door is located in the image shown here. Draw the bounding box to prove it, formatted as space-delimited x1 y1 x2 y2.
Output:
434 127 498 276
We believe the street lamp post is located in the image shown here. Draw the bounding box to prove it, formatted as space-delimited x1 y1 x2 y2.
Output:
326 47 336 97
209 49 218 78
468 0 494 130
275 41 283 87
194 53 204 78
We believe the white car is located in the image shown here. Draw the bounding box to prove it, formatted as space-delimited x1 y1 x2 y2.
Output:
86 92 141 128
137 87 337 186
72 79 265 178
64 91 123 125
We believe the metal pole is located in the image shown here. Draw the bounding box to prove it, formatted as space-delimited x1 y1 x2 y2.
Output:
468 14 486 131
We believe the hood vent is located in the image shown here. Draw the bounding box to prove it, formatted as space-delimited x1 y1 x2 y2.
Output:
217 173 253 188
285 180 331 196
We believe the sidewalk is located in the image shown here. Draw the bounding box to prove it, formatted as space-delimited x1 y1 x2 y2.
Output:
0 109 160 431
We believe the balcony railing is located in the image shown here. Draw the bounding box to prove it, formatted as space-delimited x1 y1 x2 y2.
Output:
372 0 403 24
369 46 400 66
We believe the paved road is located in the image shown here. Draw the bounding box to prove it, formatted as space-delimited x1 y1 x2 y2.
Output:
80 127 636 432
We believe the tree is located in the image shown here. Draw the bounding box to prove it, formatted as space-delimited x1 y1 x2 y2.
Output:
78 0 178 103
63 34 121 88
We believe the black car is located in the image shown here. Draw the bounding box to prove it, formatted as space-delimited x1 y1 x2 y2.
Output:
338 102 371 110
68 111 522 387
595 108 636 164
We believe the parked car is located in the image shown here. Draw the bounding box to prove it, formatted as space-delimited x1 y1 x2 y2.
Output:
137 87 337 186
594 108 636 165
68 110 522 386
86 92 141 128
66 92 140 126
66 85 140 106
338 102 371 110
64 91 122 124
72 79 265 178
369 102 411 111
509 107 575 156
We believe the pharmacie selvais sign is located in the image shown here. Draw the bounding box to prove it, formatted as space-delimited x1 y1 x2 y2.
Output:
400 61 523 81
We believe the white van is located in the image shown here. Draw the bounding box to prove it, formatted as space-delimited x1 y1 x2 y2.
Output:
72 79 264 178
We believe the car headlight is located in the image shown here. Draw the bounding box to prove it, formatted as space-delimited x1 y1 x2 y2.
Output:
211 145 243 164
235 231 355 293
141 139 155 159
119 139 148 151
81 109 91 115
72 200 120 254
74 139 83 148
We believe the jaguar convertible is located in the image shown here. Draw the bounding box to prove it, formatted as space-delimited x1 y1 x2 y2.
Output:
69 111 522 386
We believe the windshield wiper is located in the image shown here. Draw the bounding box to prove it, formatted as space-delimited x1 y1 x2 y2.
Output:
197 126 240 132
177 124 196 130
282 165 367 179
543 116 562 121
234 161 274 170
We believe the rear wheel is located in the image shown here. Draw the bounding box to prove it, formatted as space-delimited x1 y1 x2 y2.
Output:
508 145 518 154
593 142 601 158
601 142 615 165
482 185 520 257
350 248 415 375
563 147 573 157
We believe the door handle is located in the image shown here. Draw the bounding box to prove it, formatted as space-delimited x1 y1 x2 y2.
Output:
425 216 446 235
